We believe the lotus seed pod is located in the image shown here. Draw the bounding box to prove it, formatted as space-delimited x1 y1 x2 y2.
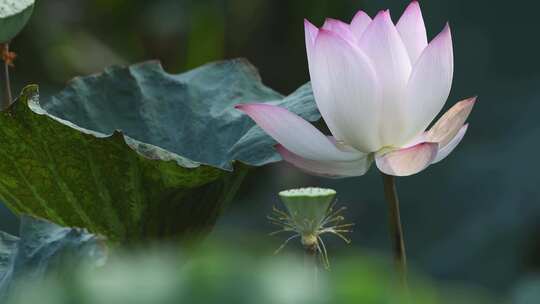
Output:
0 0 34 43
279 187 336 234
271 187 351 268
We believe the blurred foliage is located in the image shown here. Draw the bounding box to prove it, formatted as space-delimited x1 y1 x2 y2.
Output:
0 216 106 300
0 0 34 43
8 0 370 92
4 239 502 304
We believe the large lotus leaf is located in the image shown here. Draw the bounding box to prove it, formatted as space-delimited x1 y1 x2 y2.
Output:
0 0 34 43
0 215 106 300
0 59 319 243
43 59 319 170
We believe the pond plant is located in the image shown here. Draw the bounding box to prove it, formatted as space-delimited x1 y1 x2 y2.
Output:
0 1 485 302
237 1 476 287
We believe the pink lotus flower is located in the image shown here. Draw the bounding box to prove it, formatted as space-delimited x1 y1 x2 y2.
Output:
236 1 475 177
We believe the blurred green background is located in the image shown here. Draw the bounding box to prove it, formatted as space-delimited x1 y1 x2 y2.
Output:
0 0 538 299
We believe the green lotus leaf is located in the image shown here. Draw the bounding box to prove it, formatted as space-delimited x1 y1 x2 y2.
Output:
0 59 319 243
0 0 34 43
0 216 106 300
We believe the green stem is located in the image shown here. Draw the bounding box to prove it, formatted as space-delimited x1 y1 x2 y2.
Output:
303 243 318 287
381 173 408 288
2 42 12 110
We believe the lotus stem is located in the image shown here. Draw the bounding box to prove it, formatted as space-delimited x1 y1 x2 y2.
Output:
381 173 408 289
2 42 13 110
303 241 318 286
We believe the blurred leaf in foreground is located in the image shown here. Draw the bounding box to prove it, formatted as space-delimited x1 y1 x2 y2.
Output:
5 242 500 304
0 0 34 43
0 216 106 300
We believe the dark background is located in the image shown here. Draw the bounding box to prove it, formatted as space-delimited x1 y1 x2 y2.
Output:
1 0 538 298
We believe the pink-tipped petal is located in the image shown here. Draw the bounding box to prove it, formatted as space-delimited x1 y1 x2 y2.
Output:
375 142 438 176
427 97 476 146
350 10 372 38
277 144 372 178
401 23 454 142
397 1 428 64
322 18 357 44
433 124 468 164
305 19 319 65
235 103 360 162
311 29 381 152
304 19 319 46
358 10 413 146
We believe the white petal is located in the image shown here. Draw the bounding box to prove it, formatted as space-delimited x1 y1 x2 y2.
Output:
350 10 372 39
402 24 454 142
311 29 381 152
397 1 428 64
433 124 468 164
426 97 476 147
375 142 438 176
277 144 372 178
235 103 360 161
358 10 413 146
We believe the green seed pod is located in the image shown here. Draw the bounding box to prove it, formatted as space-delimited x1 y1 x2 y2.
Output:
0 0 34 43
279 187 336 235
270 187 352 269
